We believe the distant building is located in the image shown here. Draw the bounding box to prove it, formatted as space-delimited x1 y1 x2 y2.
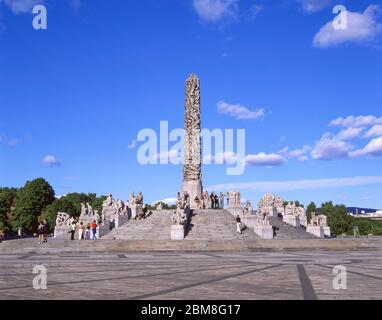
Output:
347 207 377 216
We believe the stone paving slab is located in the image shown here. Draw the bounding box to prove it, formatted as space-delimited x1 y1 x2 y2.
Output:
1 251 381 300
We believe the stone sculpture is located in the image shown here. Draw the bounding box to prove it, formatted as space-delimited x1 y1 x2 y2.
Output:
102 194 128 220
227 191 241 208
55 212 70 227
258 193 275 208
172 201 187 225
243 200 253 215
256 209 269 226
309 212 328 227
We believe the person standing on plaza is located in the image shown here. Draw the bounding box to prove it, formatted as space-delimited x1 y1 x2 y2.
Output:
236 215 242 234
205 191 209 209
200 192 205 209
210 192 215 209
91 220 98 240
42 219 49 243
37 222 44 244
219 192 225 209
85 223 91 240
18 226 23 239
214 193 219 209
70 220 77 241
78 222 84 240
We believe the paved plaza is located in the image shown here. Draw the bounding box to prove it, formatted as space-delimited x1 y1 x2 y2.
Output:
1 250 381 300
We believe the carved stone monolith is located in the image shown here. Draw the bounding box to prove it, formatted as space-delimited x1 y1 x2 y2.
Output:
182 74 202 209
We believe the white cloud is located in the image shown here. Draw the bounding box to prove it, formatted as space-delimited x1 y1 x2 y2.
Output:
365 124 382 138
217 100 265 120
298 0 332 13
204 151 238 165
245 153 286 167
313 5 382 48
0 134 20 146
350 136 382 157
279 145 311 161
2 0 43 14
207 176 382 193
336 127 365 140
244 4 262 20
42 155 61 167
152 198 177 206
193 0 238 22
330 115 382 128
311 133 354 160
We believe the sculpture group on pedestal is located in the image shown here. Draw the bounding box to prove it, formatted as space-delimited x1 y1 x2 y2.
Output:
243 200 253 215
283 201 307 227
306 212 331 238
227 191 241 208
171 191 190 240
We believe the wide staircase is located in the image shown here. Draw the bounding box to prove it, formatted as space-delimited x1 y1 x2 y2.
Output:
268 216 317 240
102 210 173 240
186 209 259 241
102 209 259 241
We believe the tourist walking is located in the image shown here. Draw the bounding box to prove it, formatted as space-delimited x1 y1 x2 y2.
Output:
37 222 45 244
200 192 205 209
70 220 77 240
91 220 98 240
236 215 242 234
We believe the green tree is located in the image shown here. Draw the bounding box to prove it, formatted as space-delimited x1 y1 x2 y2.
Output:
92 195 107 213
320 202 353 236
294 201 304 208
64 193 94 217
13 178 55 233
0 188 17 232
42 198 77 232
306 201 316 224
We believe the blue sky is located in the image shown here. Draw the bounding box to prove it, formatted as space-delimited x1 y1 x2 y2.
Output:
1 0 382 208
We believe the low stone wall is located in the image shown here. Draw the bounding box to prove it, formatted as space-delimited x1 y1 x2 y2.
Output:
115 214 130 228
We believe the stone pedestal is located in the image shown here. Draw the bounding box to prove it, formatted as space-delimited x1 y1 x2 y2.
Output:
171 225 185 240
182 180 202 209
54 226 70 239
254 225 273 239
115 214 129 228
277 206 285 215
130 205 137 219
306 226 324 238
242 215 257 228
323 227 331 237
283 215 300 227
299 216 307 227
136 205 145 219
